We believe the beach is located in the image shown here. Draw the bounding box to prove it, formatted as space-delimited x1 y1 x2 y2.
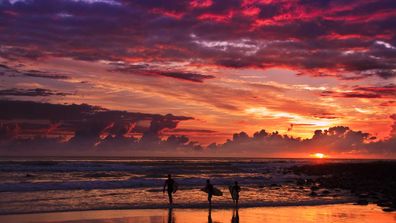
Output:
0 158 357 214
1 158 395 222
1 204 395 223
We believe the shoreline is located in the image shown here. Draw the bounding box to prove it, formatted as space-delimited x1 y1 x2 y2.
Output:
0 199 355 216
0 204 394 223
2 160 395 219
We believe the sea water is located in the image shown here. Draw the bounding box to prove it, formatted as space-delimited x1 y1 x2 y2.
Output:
0 157 363 214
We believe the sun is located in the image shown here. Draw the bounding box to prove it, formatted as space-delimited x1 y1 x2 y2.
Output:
310 153 326 159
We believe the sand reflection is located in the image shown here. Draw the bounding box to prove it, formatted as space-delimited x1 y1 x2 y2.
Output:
231 207 239 223
0 204 394 223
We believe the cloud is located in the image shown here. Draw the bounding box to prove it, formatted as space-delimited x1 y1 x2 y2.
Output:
0 63 69 79
164 128 217 133
157 71 215 83
0 100 192 152
0 0 395 80
0 0 395 157
1 100 395 157
390 114 396 136
0 64 11 70
364 114 396 154
320 84 396 99
110 63 215 82
213 125 396 157
312 113 339 119
0 88 71 97
353 84 396 97
23 71 69 79
321 91 382 98
380 100 396 106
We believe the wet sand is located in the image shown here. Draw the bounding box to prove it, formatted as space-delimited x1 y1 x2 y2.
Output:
1 204 395 223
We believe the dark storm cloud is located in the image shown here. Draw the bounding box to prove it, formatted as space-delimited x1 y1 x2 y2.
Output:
0 88 70 97
0 100 192 144
0 100 103 121
0 99 191 123
1 0 395 79
0 99 197 155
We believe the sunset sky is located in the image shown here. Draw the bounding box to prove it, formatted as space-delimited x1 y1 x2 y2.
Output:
0 0 395 158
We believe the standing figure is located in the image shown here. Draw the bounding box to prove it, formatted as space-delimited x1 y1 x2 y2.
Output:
230 181 241 206
205 179 214 208
163 174 176 205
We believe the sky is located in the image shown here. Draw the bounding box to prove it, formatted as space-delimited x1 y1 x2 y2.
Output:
0 0 395 158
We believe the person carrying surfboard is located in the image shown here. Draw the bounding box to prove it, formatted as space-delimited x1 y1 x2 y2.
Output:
229 181 241 206
204 179 214 207
163 174 177 205
201 179 223 208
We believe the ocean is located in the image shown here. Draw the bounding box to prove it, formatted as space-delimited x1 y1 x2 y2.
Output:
0 157 363 215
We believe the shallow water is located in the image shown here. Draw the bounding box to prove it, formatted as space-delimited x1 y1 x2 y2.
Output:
1 204 395 223
0 158 365 214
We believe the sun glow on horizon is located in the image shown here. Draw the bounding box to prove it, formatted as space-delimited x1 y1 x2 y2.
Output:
310 153 327 159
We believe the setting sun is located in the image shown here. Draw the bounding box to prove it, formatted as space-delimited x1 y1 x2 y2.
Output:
310 153 327 159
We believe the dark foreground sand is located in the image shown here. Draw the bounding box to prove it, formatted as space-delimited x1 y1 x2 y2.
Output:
1 204 395 223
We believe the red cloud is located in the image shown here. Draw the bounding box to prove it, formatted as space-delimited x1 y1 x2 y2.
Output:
321 84 396 99
197 11 234 22
150 8 184 19
190 0 213 8
1 0 395 80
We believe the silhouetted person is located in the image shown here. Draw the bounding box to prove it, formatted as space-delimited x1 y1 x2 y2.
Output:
230 181 241 206
205 179 214 207
167 207 175 223
231 206 239 223
163 174 176 205
208 206 212 223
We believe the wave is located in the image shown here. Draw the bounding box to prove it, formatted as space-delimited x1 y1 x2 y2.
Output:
0 162 152 172
0 159 307 172
0 199 355 215
0 175 295 192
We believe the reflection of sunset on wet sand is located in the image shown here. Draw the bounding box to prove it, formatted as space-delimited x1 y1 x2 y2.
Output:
1 205 395 223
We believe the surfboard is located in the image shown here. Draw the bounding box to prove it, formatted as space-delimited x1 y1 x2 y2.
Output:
201 187 223 196
213 187 223 196
172 182 178 193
